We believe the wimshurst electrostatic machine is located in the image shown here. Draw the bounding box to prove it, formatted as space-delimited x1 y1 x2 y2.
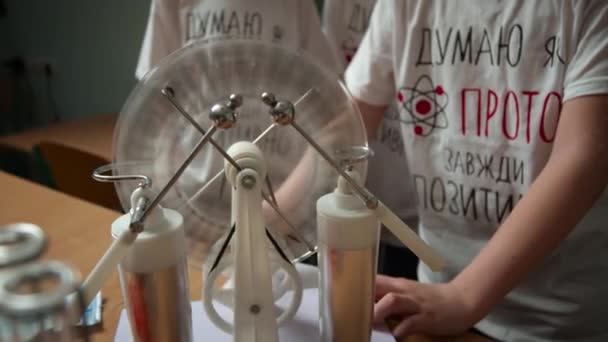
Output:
0 40 444 342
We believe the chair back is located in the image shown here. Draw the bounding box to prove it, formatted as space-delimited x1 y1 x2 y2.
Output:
36 141 120 211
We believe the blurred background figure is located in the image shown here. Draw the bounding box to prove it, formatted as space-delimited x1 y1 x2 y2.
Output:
134 0 347 266
135 0 341 79
323 0 419 279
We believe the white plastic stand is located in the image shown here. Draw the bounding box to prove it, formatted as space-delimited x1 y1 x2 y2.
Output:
204 142 303 342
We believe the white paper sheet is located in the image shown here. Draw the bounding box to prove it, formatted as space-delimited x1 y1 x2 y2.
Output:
114 288 394 341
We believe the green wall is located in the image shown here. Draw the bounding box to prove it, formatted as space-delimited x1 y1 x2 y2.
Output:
2 1 150 121
1 0 328 122
0 18 11 60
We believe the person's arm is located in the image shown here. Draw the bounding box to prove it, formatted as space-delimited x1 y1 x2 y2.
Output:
355 98 388 140
262 106 375 236
373 94 608 337
453 94 608 319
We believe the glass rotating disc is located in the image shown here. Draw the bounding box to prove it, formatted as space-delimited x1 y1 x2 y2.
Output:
113 39 368 265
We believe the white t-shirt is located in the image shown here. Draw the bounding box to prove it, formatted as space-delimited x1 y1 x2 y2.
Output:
323 0 418 240
134 0 363 262
345 1 608 341
136 0 340 79
134 0 342 196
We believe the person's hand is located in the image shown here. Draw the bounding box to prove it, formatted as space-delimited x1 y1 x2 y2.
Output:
374 275 479 338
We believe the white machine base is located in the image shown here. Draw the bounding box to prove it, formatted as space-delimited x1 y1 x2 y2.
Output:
114 288 394 342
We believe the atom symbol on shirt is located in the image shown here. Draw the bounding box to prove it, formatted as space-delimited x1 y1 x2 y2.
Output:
396 75 449 136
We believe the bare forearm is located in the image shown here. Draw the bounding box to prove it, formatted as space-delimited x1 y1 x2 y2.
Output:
354 98 387 140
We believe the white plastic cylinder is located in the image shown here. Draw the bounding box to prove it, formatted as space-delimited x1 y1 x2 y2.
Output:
317 172 380 342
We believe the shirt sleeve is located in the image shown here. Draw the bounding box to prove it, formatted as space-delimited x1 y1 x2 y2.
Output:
344 0 395 106
298 0 343 74
134 0 182 80
563 0 608 102
321 0 349 73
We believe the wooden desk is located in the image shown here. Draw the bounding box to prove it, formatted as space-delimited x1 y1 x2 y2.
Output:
0 113 117 161
0 171 203 341
0 171 488 341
